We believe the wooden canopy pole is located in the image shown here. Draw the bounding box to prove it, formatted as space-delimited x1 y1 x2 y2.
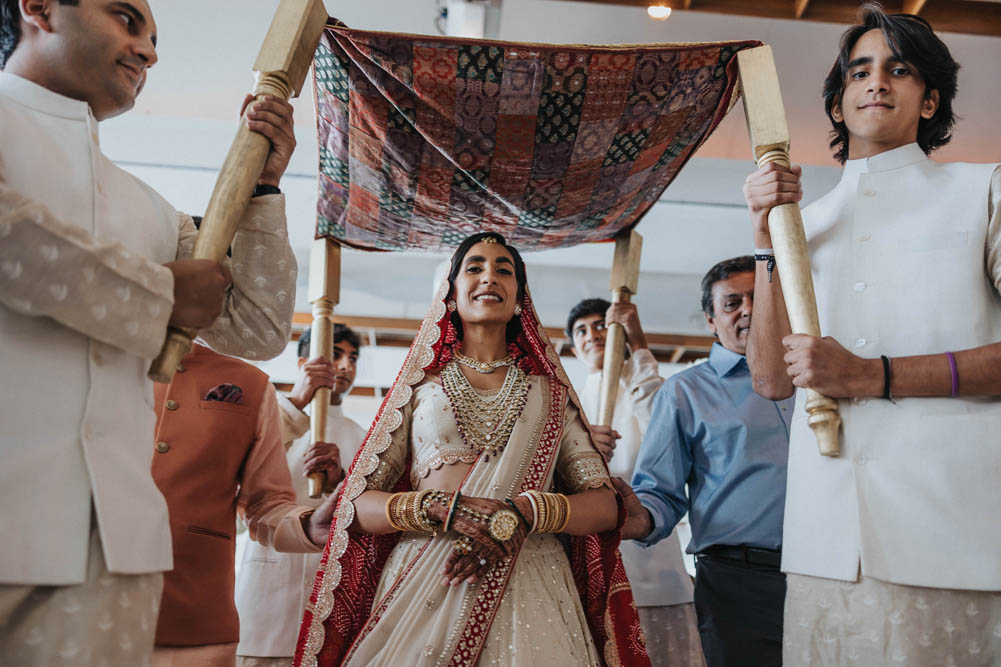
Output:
737 45 841 457
306 239 341 498
596 229 643 427
149 0 328 383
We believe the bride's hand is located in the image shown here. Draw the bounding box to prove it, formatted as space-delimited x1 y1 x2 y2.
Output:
440 496 530 585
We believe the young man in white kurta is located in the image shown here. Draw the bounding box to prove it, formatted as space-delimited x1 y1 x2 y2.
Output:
235 326 366 667
568 299 703 667
744 7 1001 665
0 1 298 663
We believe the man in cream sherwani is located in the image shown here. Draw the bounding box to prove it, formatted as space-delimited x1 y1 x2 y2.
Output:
235 325 367 667
743 5 1001 665
567 298 703 667
0 1 298 664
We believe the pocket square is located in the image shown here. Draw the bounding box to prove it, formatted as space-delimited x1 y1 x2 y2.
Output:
203 384 243 404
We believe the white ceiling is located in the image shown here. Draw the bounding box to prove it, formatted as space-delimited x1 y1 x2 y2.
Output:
101 0 1001 337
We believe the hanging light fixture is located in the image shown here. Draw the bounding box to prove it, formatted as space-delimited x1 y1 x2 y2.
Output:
647 4 672 20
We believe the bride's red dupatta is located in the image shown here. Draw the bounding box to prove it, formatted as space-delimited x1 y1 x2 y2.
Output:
294 285 650 666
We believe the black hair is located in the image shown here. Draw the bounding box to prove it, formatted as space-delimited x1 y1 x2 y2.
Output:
446 232 528 343
1 0 78 69
823 2 959 164
297 323 361 360
701 256 754 316
565 298 611 346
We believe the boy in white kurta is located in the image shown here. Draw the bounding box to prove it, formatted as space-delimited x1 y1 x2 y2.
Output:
567 298 703 667
744 5 1001 665
0 2 298 664
235 325 366 667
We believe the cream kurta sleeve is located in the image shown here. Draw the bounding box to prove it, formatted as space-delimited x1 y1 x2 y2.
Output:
984 165 1001 291
178 198 296 360
0 151 295 361
276 391 311 448
238 383 320 554
0 164 175 359
556 401 613 494
622 348 664 431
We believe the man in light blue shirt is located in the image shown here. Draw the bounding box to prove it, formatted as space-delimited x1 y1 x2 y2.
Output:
616 255 794 667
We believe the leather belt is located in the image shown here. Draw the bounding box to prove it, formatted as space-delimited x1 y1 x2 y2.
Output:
698 544 782 570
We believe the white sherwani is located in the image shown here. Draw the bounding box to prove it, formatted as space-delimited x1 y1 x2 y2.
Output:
235 396 365 658
0 72 296 585
781 144 1001 666
580 349 692 606
782 144 1001 591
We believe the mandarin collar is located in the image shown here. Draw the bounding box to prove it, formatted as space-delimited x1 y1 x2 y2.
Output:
0 71 93 120
708 342 746 377
840 142 927 184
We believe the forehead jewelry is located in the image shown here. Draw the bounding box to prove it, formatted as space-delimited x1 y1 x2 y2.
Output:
481 236 500 244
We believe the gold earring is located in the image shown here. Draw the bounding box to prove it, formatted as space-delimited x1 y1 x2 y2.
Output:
513 304 522 316
447 300 457 312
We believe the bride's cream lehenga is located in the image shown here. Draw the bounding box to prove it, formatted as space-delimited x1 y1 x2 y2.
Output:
295 284 650 667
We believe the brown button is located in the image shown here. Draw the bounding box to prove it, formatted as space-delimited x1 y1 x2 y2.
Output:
177 364 186 373
156 441 170 453
165 400 178 410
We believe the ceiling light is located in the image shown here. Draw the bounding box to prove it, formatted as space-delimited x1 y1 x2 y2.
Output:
647 4 672 20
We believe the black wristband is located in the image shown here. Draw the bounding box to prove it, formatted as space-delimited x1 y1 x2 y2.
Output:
252 183 281 197
880 355 895 403
505 498 530 529
754 253 776 283
445 491 461 532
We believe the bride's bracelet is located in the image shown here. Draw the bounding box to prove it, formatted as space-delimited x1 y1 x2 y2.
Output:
518 491 571 534
385 490 450 534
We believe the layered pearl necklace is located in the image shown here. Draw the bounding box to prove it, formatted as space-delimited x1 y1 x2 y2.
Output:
441 359 528 459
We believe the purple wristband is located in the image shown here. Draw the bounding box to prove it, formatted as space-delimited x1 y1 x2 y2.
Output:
945 351 959 397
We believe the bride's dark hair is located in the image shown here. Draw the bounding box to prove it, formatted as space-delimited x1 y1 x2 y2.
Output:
446 232 528 343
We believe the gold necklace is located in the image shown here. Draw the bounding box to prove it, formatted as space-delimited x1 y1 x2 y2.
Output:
441 361 528 459
453 349 515 374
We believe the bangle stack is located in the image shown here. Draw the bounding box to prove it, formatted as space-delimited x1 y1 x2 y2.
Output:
385 490 450 534
518 491 571 534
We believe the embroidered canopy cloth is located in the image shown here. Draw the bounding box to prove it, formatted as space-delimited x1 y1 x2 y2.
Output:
312 22 760 252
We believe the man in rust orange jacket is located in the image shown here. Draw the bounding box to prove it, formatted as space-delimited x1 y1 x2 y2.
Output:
149 343 341 666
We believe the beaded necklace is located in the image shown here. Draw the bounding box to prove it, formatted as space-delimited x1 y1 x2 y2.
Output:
440 360 528 459
456 348 516 374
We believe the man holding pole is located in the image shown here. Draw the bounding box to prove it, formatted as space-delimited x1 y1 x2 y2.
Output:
568 297 702 667
0 1 298 663
743 5 1001 665
235 324 366 667
617 256 794 667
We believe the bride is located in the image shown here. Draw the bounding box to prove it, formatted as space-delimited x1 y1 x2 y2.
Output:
295 232 649 666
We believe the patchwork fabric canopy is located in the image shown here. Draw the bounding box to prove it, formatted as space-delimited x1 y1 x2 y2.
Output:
313 22 760 252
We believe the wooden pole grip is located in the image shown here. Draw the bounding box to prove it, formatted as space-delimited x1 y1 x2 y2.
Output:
761 151 842 457
147 0 329 383
307 299 335 498
148 327 195 384
596 291 630 427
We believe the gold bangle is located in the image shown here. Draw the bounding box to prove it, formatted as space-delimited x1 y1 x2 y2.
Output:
533 492 571 534
385 492 405 532
532 491 547 534
395 492 414 531
555 493 571 533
